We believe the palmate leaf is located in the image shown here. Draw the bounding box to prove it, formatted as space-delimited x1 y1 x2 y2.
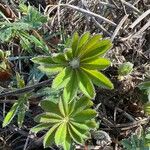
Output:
31 96 97 150
32 32 113 100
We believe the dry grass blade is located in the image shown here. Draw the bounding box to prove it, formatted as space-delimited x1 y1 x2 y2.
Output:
48 3 117 26
133 19 150 36
121 0 141 14
111 14 129 41
129 9 150 29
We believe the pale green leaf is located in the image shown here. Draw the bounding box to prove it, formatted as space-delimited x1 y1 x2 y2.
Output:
30 123 51 134
63 69 78 103
44 124 59 148
63 133 71 150
31 56 54 65
82 68 114 89
79 34 102 57
17 104 26 128
40 100 61 116
81 39 112 60
68 125 84 144
71 96 93 115
75 32 90 56
81 58 111 70
3 102 19 127
77 69 95 99
38 65 63 75
34 113 62 123
71 122 89 131
73 109 97 122
85 120 98 129
64 48 73 61
69 123 87 139
55 123 67 146
52 53 67 64
71 32 79 57
52 67 71 89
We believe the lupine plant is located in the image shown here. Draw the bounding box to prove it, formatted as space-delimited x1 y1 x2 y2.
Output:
32 32 114 102
30 32 114 149
31 96 97 149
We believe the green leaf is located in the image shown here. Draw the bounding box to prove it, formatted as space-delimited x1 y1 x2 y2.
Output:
69 123 87 139
81 58 111 70
68 125 84 144
38 65 63 75
82 68 114 89
52 67 71 89
30 123 51 134
81 39 112 60
3 102 19 127
17 104 26 128
63 133 71 150
58 98 66 117
71 122 89 131
72 96 93 115
75 32 90 56
144 103 150 115
32 56 54 65
118 62 133 76
52 53 67 64
64 48 73 60
0 27 12 42
55 123 67 146
16 72 25 88
63 69 78 102
71 32 79 57
40 100 61 115
79 34 102 57
34 113 62 123
23 6 47 28
59 97 69 116
85 120 98 129
77 69 95 99
44 124 59 148
73 109 97 122
138 81 150 90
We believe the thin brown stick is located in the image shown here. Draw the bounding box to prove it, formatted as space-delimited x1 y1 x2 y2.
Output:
0 79 52 98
